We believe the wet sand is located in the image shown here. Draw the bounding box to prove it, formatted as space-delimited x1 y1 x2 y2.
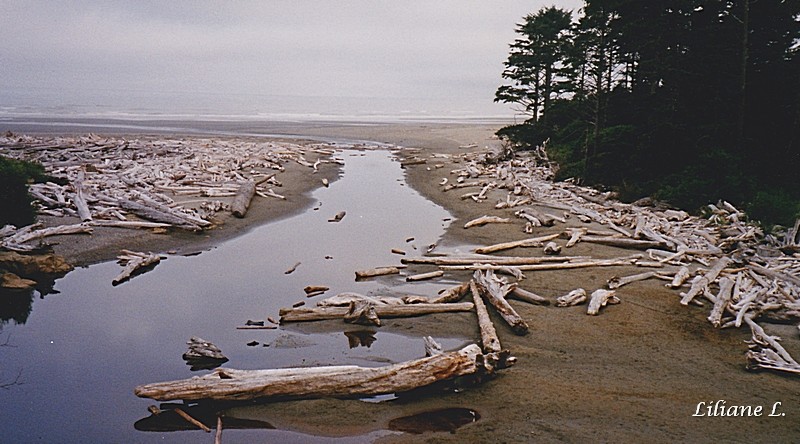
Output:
9 120 800 442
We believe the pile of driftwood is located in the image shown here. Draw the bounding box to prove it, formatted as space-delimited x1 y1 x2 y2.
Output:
397 142 799 375
0 132 343 252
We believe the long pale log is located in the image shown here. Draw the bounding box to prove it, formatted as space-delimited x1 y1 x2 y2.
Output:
355 267 401 279
474 233 561 254
579 235 665 250
73 182 92 222
3 223 93 251
748 263 800 288
463 215 511 229
441 257 634 272
469 280 501 354
405 270 444 282
87 220 172 229
231 181 256 218
473 270 528 335
680 257 732 305
402 255 580 266
279 302 474 323
135 344 483 401
119 199 202 230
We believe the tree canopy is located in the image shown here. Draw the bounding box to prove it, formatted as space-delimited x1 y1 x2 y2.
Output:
496 0 800 225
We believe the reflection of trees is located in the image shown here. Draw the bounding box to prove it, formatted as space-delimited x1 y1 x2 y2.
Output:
0 277 58 326
0 333 23 390
0 288 34 325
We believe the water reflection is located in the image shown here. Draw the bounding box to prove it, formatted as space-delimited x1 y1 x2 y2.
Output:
1 148 471 443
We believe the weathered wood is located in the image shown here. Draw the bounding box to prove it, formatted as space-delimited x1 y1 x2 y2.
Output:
474 233 561 254
279 302 475 323
402 255 579 266
667 266 691 288
473 270 528 335
405 270 444 282
354 267 400 279
440 257 634 272
72 181 92 222
680 257 732 305
119 199 202 230
344 301 381 326
113 250 162 285
2 223 93 251
430 282 470 304
587 289 619 315
579 235 665 250
174 408 211 433
135 344 483 401
607 271 658 289
556 288 587 307
469 280 502 354
543 241 561 255
508 287 550 305
231 181 256 218
463 215 511 229
707 277 734 327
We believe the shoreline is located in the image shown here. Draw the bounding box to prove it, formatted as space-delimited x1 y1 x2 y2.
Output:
4 120 800 443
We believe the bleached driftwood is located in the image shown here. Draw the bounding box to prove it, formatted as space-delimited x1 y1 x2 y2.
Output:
405 270 444 282
119 199 203 231
473 270 528 335
430 282 470 304
463 215 511 229
508 287 550 305
667 266 691 288
136 343 484 402
473 233 561 254
556 289 587 307
707 277 734 327
344 301 381 326
469 280 501 354
607 271 658 289
279 302 475 323
586 289 619 315
402 255 578 266
680 257 732 305
543 242 561 255
231 181 256 218
317 292 405 307
113 250 162 285
2 223 93 251
354 267 401 279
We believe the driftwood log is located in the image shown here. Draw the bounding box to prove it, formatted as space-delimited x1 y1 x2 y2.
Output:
473 270 529 335
231 181 256 218
135 343 483 401
279 302 474 323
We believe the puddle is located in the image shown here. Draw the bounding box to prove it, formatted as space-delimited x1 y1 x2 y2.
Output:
0 148 473 442
388 408 481 434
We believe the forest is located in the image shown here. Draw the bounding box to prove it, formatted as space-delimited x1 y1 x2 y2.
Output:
495 0 800 226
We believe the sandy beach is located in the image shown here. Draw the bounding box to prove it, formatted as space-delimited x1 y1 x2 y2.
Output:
3 120 800 442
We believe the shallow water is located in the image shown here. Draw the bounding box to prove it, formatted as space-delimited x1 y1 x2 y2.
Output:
0 149 475 443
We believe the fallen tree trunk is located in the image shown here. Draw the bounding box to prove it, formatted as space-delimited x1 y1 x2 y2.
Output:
508 287 550 305
474 233 561 254
469 280 501 354
463 215 511 229
231 181 256 218
440 257 634 272
401 255 579 266
119 199 202 230
473 270 528 335
135 343 483 401
578 235 665 250
680 257 732 306
279 302 474 323
355 267 401 279
113 250 162 285
430 282 470 304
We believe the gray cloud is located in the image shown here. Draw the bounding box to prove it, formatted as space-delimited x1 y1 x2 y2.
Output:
0 1 583 117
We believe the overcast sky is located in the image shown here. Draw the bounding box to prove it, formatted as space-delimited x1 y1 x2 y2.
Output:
0 1 583 118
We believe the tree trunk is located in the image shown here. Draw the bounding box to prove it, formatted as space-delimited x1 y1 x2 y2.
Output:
134 344 483 402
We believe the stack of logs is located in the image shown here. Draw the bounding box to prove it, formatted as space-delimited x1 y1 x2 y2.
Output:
0 133 345 252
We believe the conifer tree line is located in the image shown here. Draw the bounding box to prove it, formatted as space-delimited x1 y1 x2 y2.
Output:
496 0 800 225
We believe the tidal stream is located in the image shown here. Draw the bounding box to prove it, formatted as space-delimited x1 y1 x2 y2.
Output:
0 149 475 442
